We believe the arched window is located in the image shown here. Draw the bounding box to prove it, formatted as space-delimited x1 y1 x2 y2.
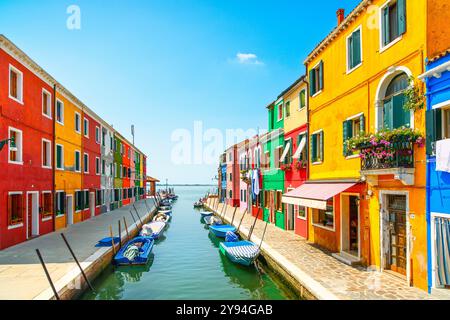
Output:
382 73 410 130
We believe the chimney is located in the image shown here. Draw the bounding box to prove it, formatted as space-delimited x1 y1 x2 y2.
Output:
337 9 345 26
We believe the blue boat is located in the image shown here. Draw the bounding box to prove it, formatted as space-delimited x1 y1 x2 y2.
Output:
200 211 213 218
114 237 154 266
209 224 237 238
219 241 261 266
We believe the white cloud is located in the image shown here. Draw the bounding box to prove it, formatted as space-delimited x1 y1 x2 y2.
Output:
235 52 263 65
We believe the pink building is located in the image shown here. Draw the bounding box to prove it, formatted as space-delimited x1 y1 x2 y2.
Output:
225 144 240 207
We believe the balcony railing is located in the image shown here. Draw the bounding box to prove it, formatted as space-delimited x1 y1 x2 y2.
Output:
360 141 415 171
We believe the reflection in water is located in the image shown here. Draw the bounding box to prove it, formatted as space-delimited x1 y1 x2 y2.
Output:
81 186 297 300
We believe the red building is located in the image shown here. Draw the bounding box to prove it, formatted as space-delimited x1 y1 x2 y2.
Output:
0 41 55 249
81 111 101 220
283 124 308 238
122 141 131 206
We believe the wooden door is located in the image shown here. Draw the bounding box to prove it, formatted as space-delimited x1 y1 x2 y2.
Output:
387 195 407 276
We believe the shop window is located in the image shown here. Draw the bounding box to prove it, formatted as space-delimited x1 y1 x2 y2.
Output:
42 192 52 217
8 193 23 226
312 199 334 230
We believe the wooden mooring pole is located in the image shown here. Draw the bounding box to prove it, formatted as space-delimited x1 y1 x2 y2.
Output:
123 217 130 242
36 249 60 300
109 226 116 255
60 234 95 292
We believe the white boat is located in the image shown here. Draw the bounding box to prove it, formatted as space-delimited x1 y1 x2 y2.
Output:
140 221 166 239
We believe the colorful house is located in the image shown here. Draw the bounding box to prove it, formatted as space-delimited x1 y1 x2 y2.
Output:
279 76 309 237
225 144 240 207
262 100 285 229
113 135 123 209
218 152 227 203
238 139 250 213
421 51 450 293
0 36 56 249
301 0 429 290
121 139 131 206
100 122 114 213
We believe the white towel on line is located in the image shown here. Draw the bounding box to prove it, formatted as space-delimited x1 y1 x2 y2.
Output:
436 139 450 173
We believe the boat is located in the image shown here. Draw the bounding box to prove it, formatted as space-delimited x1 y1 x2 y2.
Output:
200 211 213 218
193 202 204 208
209 224 237 238
219 241 261 266
153 212 171 223
204 216 222 226
158 209 172 216
159 205 172 211
140 221 167 239
113 237 154 266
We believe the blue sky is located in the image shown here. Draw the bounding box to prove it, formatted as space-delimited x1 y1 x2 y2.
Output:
0 0 361 184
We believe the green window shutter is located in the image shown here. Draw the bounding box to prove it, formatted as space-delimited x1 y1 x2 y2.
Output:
311 134 317 162
343 120 353 156
392 94 410 129
360 114 365 134
318 61 324 91
320 131 324 162
398 0 406 35
57 146 62 168
426 109 442 155
300 90 306 108
383 99 393 130
383 6 390 45
348 35 354 69
352 29 361 67
309 69 316 96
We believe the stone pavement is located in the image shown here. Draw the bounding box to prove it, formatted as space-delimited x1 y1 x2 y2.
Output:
206 200 450 300
0 199 155 300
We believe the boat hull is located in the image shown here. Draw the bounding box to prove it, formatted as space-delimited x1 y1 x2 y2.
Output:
114 237 154 266
209 225 237 238
219 241 260 266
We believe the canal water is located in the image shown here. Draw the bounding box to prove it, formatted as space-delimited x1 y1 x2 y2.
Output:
81 186 298 300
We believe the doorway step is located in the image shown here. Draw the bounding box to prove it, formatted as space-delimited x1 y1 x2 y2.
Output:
332 251 361 266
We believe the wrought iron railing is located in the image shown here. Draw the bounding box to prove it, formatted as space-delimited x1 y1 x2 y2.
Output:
360 141 415 171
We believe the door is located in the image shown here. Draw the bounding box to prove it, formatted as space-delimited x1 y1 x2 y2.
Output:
269 191 275 223
348 196 359 255
90 192 95 218
386 195 407 276
66 195 74 225
27 192 39 238
286 204 295 231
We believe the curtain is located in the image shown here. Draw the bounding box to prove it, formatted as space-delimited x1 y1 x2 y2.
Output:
435 217 450 287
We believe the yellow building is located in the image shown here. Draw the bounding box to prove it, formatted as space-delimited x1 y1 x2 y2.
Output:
302 0 429 290
54 88 84 229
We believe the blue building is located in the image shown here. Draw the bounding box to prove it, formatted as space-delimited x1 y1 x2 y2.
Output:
218 152 227 203
421 51 450 293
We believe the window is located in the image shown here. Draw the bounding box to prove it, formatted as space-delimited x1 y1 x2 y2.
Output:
282 139 293 165
274 146 282 169
120 165 123 178
75 191 83 211
311 131 324 163
120 143 123 155
343 114 365 156
276 191 282 212
8 193 23 226
299 88 307 110
84 190 89 209
96 190 102 206
102 129 106 147
75 112 81 133
294 133 308 163
56 99 64 124
56 192 65 216
95 157 100 175
229 190 232 199
8 127 23 164
95 127 100 144
9 65 23 103
42 192 52 216
312 199 334 230
42 89 52 118
102 160 106 175
347 27 362 71
427 105 450 155
84 153 89 173
297 206 306 219
381 0 406 48
56 144 64 170
443 107 450 140
42 139 51 168
285 101 291 118
381 73 410 130
309 61 324 96
75 151 81 172
83 118 89 137
229 173 232 181
277 103 283 121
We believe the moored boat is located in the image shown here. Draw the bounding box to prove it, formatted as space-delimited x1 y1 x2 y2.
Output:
193 202 204 208
140 221 167 239
153 212 171 223
200 211 213 218
114 237 155 266
209 224 237 238
204 215 222 226
219 241 260 267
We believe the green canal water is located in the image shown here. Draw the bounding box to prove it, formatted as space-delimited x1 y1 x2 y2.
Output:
81 186 298 300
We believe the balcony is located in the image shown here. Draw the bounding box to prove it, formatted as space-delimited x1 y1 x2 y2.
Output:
346 128 424 186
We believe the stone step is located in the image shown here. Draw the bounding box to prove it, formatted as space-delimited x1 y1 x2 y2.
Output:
332 252 361 266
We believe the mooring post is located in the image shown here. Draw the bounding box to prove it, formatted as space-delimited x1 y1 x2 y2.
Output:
118 220 122 249
60 234 95 292
134 208 144 226
231 207 238 225
123 217 130 242
36 249 60 300
248 208 261 240
109 226 116 255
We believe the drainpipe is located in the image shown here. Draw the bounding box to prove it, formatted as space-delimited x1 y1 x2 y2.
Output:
52 84 57 232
